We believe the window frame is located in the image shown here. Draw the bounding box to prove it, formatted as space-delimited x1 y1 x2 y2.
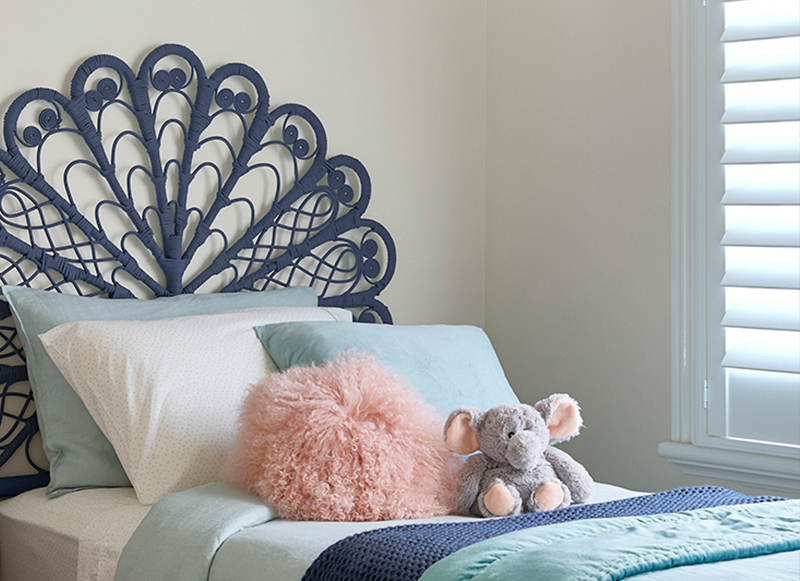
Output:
658 0 800 496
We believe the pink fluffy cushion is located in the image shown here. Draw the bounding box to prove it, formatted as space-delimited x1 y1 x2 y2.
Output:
227 353 458 521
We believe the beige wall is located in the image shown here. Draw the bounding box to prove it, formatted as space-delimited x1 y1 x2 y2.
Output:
485 0 683 493
0 0 488 327
482 1 780 496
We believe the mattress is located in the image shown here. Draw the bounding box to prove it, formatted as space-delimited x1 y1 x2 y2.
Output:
0 483 640 581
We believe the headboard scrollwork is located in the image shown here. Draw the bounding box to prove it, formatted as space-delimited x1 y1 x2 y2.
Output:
0 44 396 494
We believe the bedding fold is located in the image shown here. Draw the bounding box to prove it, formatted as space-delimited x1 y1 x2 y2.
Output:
300 485 781 581
115 484 792 581
113 483 276 581
418 499 800 581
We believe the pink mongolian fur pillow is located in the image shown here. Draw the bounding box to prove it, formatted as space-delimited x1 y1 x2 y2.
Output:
227 353 459 521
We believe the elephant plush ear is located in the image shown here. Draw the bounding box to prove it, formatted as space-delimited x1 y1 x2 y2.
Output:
534 394 583 444
444 407 483 455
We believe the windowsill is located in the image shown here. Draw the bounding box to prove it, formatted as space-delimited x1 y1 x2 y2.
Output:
658 441 800 497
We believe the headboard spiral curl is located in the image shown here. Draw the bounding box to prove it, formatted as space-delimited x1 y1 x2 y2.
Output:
0 43 396 495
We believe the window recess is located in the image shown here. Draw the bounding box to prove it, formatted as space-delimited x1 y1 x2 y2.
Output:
660 0 800 496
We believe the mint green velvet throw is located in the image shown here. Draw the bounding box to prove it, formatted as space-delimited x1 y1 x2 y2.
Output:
419 499 800 581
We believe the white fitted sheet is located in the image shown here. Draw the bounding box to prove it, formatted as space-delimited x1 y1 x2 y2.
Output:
0 487 149 581
0 483 640 581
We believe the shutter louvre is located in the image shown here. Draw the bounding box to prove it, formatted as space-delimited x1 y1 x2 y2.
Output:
721 0 800 43
722 163 800 205
721 80 800 123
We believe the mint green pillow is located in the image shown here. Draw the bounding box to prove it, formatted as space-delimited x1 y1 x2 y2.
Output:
2 285 317 498
254 322 519 419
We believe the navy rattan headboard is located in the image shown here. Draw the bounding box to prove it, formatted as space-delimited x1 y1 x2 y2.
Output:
0 44 396 496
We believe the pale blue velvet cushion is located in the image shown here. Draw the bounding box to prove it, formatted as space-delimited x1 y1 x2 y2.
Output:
254 322 519 418
2 285 317 497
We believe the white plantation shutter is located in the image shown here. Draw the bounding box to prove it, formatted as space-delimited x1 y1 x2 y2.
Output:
707 0 800 447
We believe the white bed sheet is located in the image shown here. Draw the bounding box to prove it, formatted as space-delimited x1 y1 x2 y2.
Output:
0 483 640 581
0 487 149 581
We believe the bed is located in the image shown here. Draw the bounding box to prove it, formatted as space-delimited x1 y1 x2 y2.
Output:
0 44 797 581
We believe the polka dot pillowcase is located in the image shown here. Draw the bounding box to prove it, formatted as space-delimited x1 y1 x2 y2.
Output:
39 306 351 505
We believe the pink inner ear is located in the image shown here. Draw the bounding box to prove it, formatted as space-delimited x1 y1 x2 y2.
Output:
445 412 480 455
548 398 581 440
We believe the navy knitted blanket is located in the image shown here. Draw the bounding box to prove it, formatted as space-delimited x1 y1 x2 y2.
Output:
301 486 782 581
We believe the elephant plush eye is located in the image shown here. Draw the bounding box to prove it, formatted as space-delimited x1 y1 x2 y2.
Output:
507 431 516 439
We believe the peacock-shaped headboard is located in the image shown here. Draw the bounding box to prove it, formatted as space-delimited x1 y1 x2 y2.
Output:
0 44 396 495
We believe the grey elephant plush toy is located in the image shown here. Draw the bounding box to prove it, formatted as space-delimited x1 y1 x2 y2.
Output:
444 394 594 517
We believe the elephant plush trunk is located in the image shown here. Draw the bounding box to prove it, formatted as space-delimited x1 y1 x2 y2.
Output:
505 431 544 470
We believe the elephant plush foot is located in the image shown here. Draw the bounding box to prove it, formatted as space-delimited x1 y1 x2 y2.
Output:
482 482 520 517
533 481 565 511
